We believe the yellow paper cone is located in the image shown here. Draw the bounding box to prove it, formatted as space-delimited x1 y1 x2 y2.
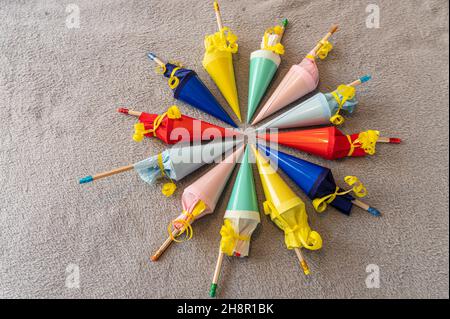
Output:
203 50 240 121
251 145 322 251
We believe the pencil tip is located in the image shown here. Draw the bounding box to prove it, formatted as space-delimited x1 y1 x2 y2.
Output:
368 207 381 217
79 176 93 184
360 75 372 83
389 138 402 144
209 283 218 297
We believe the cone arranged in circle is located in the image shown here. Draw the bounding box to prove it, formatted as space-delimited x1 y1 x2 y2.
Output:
257 144 354 215
247 19 288 123
148 53 237 128
118 105 239 145
203 1 241 122
251 145 322 251
79 139 239 197
258 126 401 160
257 75 372 130
209 146 260 297
178 144 244 218
221 146 260 257
252 25 339 125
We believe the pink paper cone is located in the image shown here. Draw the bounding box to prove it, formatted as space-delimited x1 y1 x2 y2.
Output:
174 144 245 227
252 53 319 125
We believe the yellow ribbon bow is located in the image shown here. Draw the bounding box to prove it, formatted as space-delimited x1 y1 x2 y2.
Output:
263 201 322 251
204 27 238 54
312 176 368 213
157 153 177 197
220 219 250 256
262 25 285 55
329 84 356 125
346 130 380 156
316 40 333 60
167 200 207 243
132 105 182 142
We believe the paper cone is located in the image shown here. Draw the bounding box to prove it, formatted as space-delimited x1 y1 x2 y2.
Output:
257 144 354 215
174 144 245 226
247 50 280 123
252 57 319 125
177 74 238 128
251 145 322 250
257 92 331 130
259 126 377 160
134 139 239 185
203 50 241 121
138 111 239 144
258 126 336 160
222 146 260 257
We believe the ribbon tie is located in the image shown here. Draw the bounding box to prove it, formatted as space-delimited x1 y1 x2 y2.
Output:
220 220 250 256
262 25 285 55
316 40 333 60
204 27 238 54
312 176 368 213
167 62 183 90
157 153 177 197
167 201 207 243
329 84 356 125
133 105 182 142
347 130 380 156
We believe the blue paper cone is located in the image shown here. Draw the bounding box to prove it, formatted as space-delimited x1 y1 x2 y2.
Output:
257 144 354 215
177 74 238 128
151 58 238 128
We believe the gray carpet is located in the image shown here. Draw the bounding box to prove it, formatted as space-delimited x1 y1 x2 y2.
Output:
0 0 448 299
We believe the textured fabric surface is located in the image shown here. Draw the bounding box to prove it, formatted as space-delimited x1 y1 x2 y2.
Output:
0 0 448 299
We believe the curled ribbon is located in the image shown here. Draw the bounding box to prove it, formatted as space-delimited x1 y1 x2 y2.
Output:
299 229 323 251
154 64 166 75
133 105 182 142
316 40 333 60
264 201 322 250
312 176 368 213
168 67 181 89
220 220 250 256
344 176 368 198
167 201 207 243
167 61 183 90
204 27 238 54
262 25 285 55
346 130 380 156
329 84 356 125
157 153 177 197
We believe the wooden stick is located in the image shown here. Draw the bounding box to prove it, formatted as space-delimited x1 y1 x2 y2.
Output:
117 108 142 117
378 137 402 144
213 1 224 31
310 24 339 57
210 250 224 297
294 248 310 275
352 199 381 217
150 229 181 261
147 53 166 69
79 164 134 184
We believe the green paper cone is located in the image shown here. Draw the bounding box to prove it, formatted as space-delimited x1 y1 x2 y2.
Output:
247 50 280 123
226 146 259 212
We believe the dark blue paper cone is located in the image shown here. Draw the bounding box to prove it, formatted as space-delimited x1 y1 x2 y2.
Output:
177 75 238 128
